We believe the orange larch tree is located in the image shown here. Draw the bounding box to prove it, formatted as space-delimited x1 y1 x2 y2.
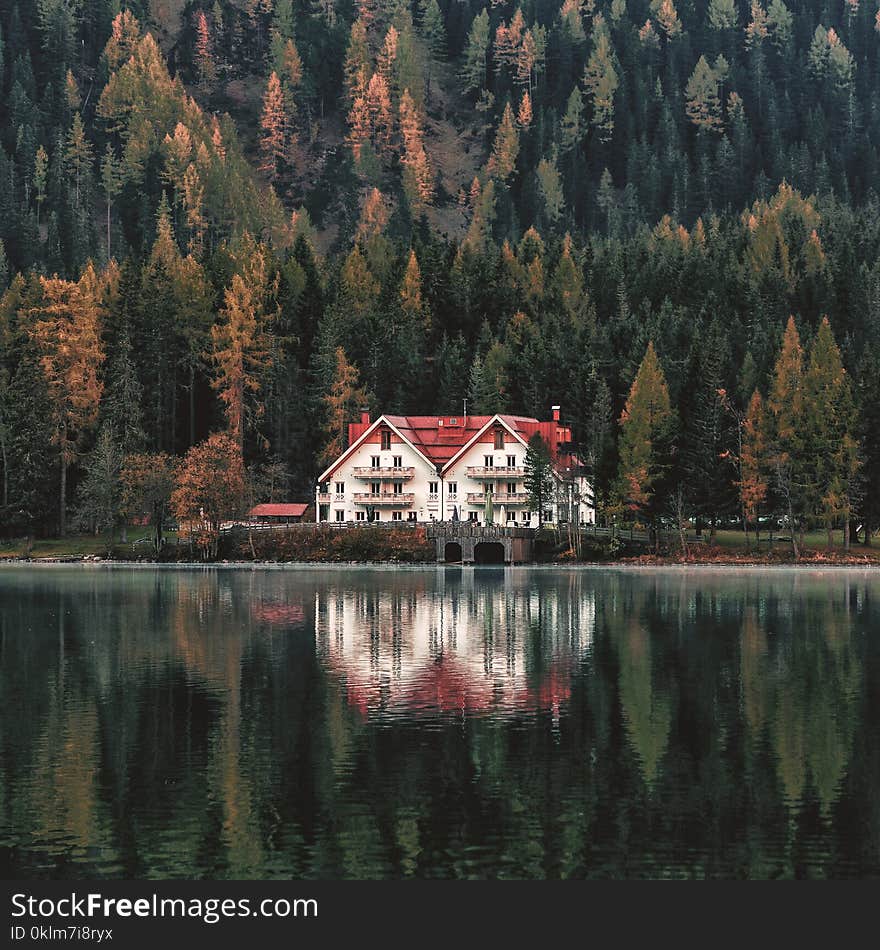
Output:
399 89 433 208
29 274 106 535
260 71 289 179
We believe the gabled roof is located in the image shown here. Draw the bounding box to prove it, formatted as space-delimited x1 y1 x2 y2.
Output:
321 413 578 481
318 415 439 482
440 414 532 472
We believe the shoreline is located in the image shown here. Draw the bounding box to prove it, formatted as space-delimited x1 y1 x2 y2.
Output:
1 557 879 572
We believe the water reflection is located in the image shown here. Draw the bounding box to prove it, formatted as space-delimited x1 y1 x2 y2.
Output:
0 565 877 879
316 569 594 720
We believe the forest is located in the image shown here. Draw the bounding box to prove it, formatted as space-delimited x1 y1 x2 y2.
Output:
1 0 880 549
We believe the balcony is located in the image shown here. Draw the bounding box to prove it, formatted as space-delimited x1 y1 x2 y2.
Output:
466 492 530 505
466 465 524 478
317 493 331 503
351 466 415 479
353 492 415 506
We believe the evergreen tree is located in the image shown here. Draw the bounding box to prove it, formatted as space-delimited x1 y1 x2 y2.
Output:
804 317 860 549
767 316 807 556
615 342 673 532
460 9 490 97
74 426 123 550
524 433 555 528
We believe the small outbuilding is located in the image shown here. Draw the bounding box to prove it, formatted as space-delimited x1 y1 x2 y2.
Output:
248 503 308 525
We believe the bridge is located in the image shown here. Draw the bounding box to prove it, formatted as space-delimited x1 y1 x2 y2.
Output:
426 523 535 564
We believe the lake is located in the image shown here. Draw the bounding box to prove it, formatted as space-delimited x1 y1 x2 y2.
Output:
1 564 878 879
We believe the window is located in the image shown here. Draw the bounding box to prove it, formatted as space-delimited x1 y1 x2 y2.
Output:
449 417 458 425
428 481 438 496
407 511 417 521
356 511 366 521
374 511 381 521
507 455 516 468
522 511 530 522
448 482 457 497
393 482 403 495
371 455 380 468
507 482 517 495
319 482 329 494
319 504 329 522
544 510 553 523
484 455 494 468
507 510 516 522
381 430 391 451
393 455 402 467
370 481 381 495
335 482 344 495
392 511 403 521
335 510 345 522
494 429 505 449
468 511 479 522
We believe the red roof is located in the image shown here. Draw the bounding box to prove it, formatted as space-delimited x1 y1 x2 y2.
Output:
345 415 575 469
249 503 308 518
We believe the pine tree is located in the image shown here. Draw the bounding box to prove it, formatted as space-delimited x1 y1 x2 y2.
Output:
460 9 490 97
685 56 723 131
708 0 738 30
259 72 288 179
194 10 216 88
102 324 146 456
804 317 860 549
74 426 123 550
768 316 807 556
524 433 555 527
66 112 93 207
322 347 370 464
615 342 673 528
656 0 682 38
211 240 280 454
487 102 520 181
33 145 48 226
536 157 564 224
583 19 619 142
399 89 433 207
29 275 105 535
100 145 123 258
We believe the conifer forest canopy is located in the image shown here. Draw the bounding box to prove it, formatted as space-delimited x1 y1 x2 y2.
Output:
2 0 880 541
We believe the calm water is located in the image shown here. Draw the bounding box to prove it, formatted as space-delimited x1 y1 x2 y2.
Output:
1 564 878 879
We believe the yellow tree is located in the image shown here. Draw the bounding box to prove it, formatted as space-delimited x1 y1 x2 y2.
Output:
768 316 807 556
583 18 619 142
260 72 289 179
399 89 433 208
29 274 105 535
615 342 672 526
487 101 520 181
322 347 370 465
210 239 280 454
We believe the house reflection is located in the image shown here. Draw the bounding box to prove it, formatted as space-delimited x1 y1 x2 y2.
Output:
314 574 596 720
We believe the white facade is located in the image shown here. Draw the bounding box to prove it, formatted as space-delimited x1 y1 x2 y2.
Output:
316 414 595 526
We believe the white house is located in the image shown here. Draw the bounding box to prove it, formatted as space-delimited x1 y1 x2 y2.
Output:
315 407 594 526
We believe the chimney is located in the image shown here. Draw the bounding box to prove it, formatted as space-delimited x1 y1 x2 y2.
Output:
551 405 561 423
360 408 370 425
